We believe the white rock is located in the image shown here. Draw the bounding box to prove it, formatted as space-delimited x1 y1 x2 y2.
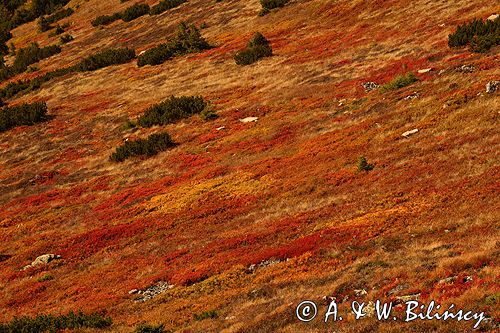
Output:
402 129 419 137
418 68 432 74
138 50 146 56
486 81 499 94
216 126 225 131
487 14 499 21
239 117 258 123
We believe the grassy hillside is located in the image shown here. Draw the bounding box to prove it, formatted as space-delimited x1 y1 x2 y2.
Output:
0 0 499 332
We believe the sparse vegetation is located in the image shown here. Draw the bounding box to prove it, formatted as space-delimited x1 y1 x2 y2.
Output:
59 33 74 44
357 156 374 172
150 0 186 15
137 23 210 67
0 101 48 132
0 311 112 332
234 32 272 65
448 17 500 53
37 273 54 282
379 72 418 92
137 95 207 127
110 132 175 162
193 310 218 321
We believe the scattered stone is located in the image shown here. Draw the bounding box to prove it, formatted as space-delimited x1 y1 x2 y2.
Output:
128 289 138 294
239 117 258 123
362 82 380 92
487 14 499 21
396 293 421 302
404 92 419 100
388 283 409 295
486 81 499 94
402 129 419 137
248 258 283 272
457 65 475 73
438 276 458 284
216 126 225 131
138 50 146 56
438 23 446 27
22 254 61 270
354 289 368 296
417 68 432 74
133 281 174 302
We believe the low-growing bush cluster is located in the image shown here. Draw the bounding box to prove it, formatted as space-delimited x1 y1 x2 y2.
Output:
448 17 500 53
379 72 418 92
0 311 112 333
259 0 288 15
74 47 136 71
38 7 73 32
150 0 186 15
92 3 151 26
0 42 61 82
137 95 207 127
137 23 210 67
4 0 71 29
110 132 175 162
234 32 272 65
0 101 48 132
0 48 135 100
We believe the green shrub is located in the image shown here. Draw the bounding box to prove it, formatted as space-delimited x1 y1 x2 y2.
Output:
137 23 210 67
193 310 218 321
137 95 207 127
37 273 54 282
234 32 272 65
110 132 175 162
121 3 150 22
150 0 186 15
379 72 418 92
91 12 122 26
133 323 167 333
74 48 136 71
45 7 73 24
59 33 74 44
0 311 112 332
357 156 374 172
448 17 500 53
260 0 288 14
0 101 48 132
38 16 52 32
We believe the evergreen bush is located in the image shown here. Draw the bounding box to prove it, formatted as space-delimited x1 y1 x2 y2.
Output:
234 32 272 65
137 95 207 127
121 3 150 22
150 0 186 15
110 132 175 162
137 23 210 67
0 101 48 132
448 17 500 53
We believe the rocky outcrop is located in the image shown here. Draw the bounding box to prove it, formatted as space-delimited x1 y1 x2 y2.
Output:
486 81 499 94
22 254 61 270
362 82 380 92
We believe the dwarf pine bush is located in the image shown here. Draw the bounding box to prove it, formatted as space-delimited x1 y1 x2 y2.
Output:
110 132 175 162
91 13 122 26
259 0 288 15
133 323 167 333
121 3 150 22
150 0 186 15
448 17 500 53
137 23 210 67
0 101 48 132
379 72 418 92
0 311 112 332
74 48 136 71
137 95 207 127
357 156 374 172
234 32 272 65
